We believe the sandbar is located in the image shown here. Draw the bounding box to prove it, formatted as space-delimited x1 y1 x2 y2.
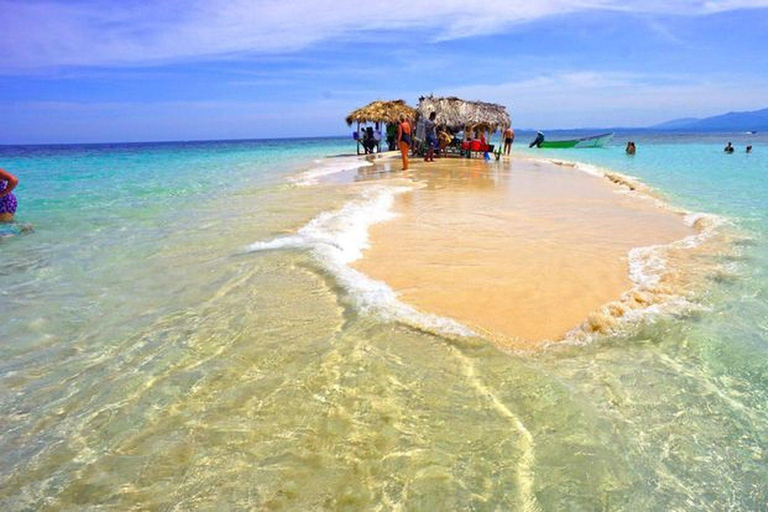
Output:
351 155 696 348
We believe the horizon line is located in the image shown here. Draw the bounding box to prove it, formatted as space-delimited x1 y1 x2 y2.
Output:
1 127 761 148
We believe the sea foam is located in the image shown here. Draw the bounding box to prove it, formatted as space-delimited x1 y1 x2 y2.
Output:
247 184 475 337
289 156 373 186
540 156 732 346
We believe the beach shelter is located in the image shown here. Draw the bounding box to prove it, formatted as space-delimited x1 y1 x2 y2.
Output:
416 95 511 142
346 99 417 155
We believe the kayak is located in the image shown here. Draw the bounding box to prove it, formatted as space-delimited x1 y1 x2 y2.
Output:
532 132 614 149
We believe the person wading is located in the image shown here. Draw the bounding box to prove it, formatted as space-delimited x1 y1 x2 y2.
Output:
0 168 19 222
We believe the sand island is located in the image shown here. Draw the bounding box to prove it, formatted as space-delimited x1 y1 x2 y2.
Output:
345 154 696 349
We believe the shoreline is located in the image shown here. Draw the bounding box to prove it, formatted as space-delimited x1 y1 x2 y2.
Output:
320 150 722 349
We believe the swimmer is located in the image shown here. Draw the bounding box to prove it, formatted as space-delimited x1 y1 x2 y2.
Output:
724 142 734 154
0 168 19 222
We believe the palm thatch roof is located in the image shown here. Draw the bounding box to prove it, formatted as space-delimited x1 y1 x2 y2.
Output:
417 95 510 132
345 99 417 126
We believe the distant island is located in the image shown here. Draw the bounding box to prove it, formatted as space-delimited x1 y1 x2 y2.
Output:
652 107 768 132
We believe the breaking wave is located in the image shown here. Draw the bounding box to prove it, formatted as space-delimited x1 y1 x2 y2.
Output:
289 156 374 186
544 159 733 346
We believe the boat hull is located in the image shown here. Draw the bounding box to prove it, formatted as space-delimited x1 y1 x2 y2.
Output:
538 132 614 149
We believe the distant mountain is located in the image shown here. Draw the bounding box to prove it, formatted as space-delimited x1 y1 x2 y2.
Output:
652 107 768 131
652 117 702 130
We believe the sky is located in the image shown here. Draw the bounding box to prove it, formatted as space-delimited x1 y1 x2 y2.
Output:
1 0 767 144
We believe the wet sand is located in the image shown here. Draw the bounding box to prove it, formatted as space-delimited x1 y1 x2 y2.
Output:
352 155 696 348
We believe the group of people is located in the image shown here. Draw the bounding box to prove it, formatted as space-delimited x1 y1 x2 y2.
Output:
353 126 382 154
419 112 463 162
724 142 752 154
0 168 19 222
389 112 516 171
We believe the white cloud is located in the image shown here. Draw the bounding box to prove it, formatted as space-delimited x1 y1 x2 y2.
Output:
702 0 768 12
436 71 768 128
2 0 767 70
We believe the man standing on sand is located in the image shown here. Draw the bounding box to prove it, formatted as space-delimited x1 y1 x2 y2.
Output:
503 126 515 155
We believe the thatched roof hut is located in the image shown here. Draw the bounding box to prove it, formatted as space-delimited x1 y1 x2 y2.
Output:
345 99 417 126
417 95 510 133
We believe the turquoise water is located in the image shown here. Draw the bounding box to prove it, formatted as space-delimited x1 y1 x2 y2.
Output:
1 134 768 509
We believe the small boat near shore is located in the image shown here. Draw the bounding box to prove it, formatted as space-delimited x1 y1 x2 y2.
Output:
529 131 614 149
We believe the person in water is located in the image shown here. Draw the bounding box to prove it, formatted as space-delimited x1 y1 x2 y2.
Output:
724 142 734 153
397 114 412 171
625 141 636 155
424 112 437 162
746 145 753 153
0 168 19 222
503 127 515 155
529 131 545 148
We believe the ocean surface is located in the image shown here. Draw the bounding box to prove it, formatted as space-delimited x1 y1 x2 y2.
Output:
1 133 767 510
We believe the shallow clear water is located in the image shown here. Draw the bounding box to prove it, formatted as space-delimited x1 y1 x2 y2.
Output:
1 134 767 509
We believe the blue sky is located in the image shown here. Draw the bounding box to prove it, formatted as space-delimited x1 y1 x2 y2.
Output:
1 0 767 143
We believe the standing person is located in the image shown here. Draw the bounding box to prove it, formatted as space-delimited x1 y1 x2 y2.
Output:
438 128 453 157
373 123 382 153
360 128 369 154
0 168 19 222
503 126 515 155
424 112 437 162
397 114 412 171
386 123 397 151
364 127 376 154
